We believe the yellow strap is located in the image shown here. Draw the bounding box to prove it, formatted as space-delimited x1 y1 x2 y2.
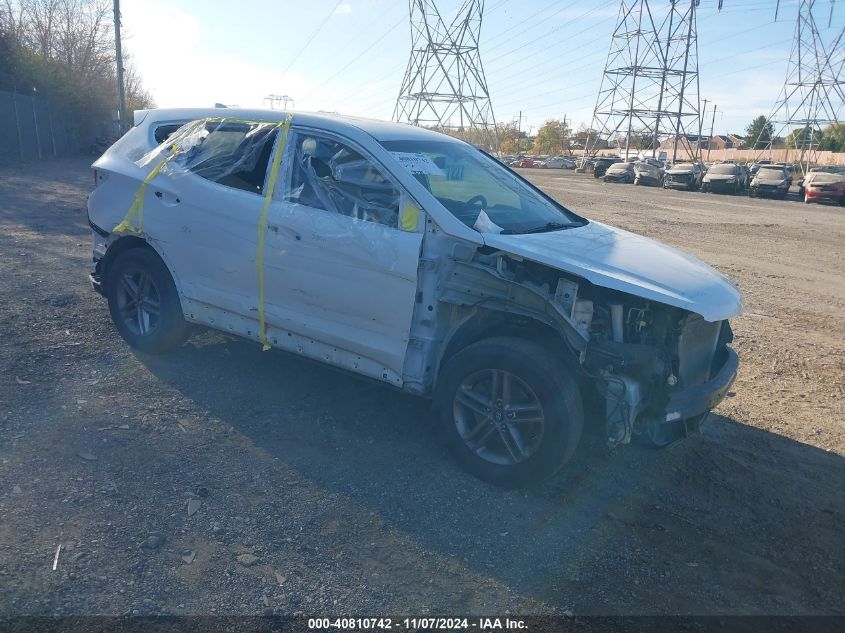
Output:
257 114 293 351
112 146 179 234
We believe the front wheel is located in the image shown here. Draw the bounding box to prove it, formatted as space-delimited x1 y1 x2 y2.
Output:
434 337 583 487
106 247 190 354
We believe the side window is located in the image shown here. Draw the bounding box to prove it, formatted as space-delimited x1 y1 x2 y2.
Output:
286 131 401 227
154 123 182 145
180 121 278 195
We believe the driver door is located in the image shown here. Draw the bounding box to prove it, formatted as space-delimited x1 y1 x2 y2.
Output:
260 128 423 384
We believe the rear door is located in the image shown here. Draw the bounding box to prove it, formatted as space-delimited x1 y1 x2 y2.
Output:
260 127 423 384
145 120 280 318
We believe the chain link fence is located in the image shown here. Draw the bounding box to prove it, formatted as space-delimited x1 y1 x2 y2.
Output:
0 89 91 165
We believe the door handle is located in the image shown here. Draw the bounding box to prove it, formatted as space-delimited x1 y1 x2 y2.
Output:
268 224 301 240
154 190 181 206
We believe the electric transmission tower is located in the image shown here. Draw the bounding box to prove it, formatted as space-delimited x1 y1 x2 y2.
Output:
754 0 844 171
394 0 499 150
587 0 702 162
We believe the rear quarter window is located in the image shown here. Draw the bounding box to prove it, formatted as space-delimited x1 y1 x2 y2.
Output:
154 124 183 145
179 121 279 195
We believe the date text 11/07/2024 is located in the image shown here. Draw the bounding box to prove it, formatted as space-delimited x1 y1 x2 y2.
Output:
307 617 528 630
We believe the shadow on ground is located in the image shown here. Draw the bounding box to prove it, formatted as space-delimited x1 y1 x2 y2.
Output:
140 331 845 614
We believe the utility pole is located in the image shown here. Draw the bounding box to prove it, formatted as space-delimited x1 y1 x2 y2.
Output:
113 0 127 134
518 110 522 153
395 0 499 151
707 103 717 161
698 98 709 155
562 114 568 155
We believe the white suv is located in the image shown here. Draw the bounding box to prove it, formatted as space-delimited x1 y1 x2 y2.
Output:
88 108 742 486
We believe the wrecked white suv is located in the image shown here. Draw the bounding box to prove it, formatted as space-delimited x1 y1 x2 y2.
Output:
88 108 741 486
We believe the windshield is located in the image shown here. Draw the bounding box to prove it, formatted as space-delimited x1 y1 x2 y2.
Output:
709 164 737 174
758 166 786 177
674 163 696 170
380 140 584 233
607 163 630 172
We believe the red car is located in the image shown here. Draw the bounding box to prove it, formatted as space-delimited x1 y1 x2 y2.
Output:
514 157 534 168
804 173 845 205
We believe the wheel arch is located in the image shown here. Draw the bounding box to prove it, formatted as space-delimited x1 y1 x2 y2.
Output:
433 307 578 389
100 236 183 300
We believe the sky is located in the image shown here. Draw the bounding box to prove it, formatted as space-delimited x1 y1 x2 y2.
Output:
120 0 844 138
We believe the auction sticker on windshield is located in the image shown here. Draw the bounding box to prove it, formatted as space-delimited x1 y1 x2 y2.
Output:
390 152 445 176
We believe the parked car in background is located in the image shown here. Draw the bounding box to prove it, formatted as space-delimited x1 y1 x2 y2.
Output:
542 156 577 169
633 162 663 186
797 166 845 197
664 162 704 190
701 163 748 194
88 107 742 486
603 162 636 184
593 157 623 178
749 160 772 176
803 172 845 205
750 164 792 199
514 157 535 168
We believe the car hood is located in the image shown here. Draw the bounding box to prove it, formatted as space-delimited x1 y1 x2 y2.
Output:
482 221 742 322
666 169 695 175
705 174 735 181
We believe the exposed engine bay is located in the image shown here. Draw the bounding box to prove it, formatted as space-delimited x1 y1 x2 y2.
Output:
448 250 737 447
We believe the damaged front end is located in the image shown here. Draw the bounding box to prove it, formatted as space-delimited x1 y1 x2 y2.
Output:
580 293 738 447
436 249 739 449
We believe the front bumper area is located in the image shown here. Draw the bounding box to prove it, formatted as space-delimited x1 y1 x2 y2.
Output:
602 345 739 447
663 347 739 422
664 177 695 189
751 184 788 197
705 179 738 192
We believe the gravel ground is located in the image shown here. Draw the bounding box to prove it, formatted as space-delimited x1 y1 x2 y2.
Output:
0 158 843 616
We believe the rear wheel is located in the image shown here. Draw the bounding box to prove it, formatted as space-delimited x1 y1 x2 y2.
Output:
106 248 190 354
434 337 583 487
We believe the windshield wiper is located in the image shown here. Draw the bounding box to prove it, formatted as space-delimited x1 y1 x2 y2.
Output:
512 221 574 234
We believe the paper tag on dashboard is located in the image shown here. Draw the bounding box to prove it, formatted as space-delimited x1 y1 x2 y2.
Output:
390 152 445 176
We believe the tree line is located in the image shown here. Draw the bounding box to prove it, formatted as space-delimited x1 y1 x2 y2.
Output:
0 0 152 144
455 115 845 156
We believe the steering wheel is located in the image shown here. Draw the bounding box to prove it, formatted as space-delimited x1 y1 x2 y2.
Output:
464 195 488 210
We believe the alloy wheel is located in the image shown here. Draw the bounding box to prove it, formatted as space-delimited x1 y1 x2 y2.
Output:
115 268 161 336
453 369 545 465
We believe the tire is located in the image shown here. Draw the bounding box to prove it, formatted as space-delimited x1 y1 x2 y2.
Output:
434 337 583 487
105 247 190 354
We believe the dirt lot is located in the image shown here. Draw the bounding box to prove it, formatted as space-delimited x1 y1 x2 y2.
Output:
0 158 843 616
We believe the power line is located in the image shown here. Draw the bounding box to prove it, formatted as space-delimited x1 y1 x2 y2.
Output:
279 0 345 78
299 13 407 102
